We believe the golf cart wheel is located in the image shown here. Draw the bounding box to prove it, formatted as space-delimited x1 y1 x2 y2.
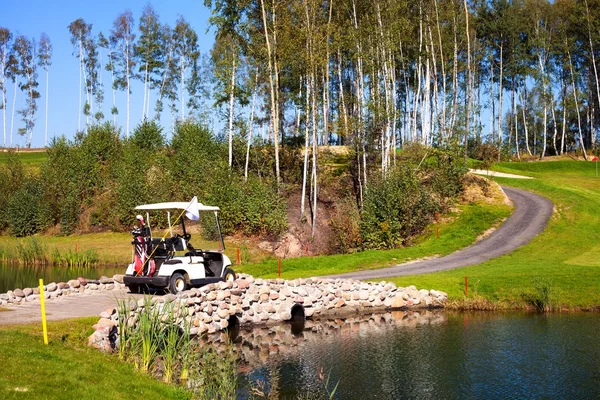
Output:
127 284 140 294
224 268 236 282
169 272 187 294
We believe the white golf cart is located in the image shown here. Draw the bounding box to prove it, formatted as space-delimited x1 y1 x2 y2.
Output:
123 200 236 294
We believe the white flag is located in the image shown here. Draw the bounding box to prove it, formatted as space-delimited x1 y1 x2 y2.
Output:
185 196 200 221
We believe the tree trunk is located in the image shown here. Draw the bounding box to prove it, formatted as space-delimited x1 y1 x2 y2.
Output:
10 82 16 147
567 45 588 159
228 56 236 168
300 75 311 222
498 41 503 157
520 86 532 155
45 68 49 147
585 0 600 148
463 0 472 161
260 0 281 187
125 37 131 138
245 68 258 182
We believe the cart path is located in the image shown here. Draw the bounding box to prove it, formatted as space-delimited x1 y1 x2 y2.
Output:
322 186 553 280
0 289 144 326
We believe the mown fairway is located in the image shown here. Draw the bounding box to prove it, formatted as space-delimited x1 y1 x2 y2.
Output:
390 160 600 309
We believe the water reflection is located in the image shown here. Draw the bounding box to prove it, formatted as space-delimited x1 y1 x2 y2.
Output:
0 262 123 292
200 311 600 399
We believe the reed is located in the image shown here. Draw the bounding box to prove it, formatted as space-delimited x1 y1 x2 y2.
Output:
137 297 162 373
524 277 554 313
160 301 191 384
16 237 49 265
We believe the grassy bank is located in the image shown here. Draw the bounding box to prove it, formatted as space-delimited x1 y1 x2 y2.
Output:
0 233 269 267
0 317 190 399
389 161 600 310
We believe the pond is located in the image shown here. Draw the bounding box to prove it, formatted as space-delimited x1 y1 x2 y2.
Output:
206 310 600 398
0 262 123 293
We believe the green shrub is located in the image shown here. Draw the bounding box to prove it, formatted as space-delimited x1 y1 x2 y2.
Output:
60 188 81 235
77 122 123 198
329 197 362 253
7 179 50 237
130 119 165 152
204 171 287 237
360 166 440 249
426 150 468 209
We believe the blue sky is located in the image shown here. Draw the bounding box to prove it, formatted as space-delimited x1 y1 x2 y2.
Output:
1 0 216 148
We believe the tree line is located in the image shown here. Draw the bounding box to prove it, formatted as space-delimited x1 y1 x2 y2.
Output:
204 0 600 180
0 29 51 148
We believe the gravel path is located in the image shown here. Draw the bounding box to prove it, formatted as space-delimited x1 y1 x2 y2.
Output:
323 186 553 280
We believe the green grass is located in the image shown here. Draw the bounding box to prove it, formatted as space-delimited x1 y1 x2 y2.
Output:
0 317 190 399
389 160 600 309
0 150 47 173
0 232 270 267
238 201 511 279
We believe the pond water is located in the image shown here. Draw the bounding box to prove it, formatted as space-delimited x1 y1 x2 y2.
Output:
208 311 600 399
0 263 123 292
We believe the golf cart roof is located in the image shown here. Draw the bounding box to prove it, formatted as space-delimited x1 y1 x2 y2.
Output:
135 202 220 212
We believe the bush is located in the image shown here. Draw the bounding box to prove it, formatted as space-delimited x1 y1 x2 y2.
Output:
0 151 25 230
8 179 51 237
360 166 440 249
130 119 164 152
426 149 468 209
170 120 224 197
204 170 287 237
329 197 362 253
77 122 123 198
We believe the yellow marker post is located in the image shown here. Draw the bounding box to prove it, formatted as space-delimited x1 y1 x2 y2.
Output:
39 279 48 345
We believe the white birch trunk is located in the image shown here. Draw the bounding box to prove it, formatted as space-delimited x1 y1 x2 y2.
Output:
245 68 258 182
260 0 280 187
10 82 16 147
45 68 49 147
567 46 588 159
228 57 236 168
300 75 311 222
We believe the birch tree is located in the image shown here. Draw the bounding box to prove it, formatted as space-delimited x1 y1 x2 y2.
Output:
0 28 11 147
110 10 136 138
68 18 92 132
13 35 39 147
37 32 51 147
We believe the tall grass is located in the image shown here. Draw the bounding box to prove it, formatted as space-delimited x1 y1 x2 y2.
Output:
0 238 99 267
114 297 238 397
524 277 554 312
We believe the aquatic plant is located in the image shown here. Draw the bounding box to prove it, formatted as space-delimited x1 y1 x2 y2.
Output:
137 297 162 373
526 277 554 312
16 238 48 265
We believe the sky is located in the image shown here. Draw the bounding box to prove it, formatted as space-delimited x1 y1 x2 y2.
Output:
1 0 217 148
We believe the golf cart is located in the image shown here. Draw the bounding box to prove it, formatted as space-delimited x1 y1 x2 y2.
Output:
123 199 236 294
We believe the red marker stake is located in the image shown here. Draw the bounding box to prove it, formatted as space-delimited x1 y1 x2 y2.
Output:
465 276 469 297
